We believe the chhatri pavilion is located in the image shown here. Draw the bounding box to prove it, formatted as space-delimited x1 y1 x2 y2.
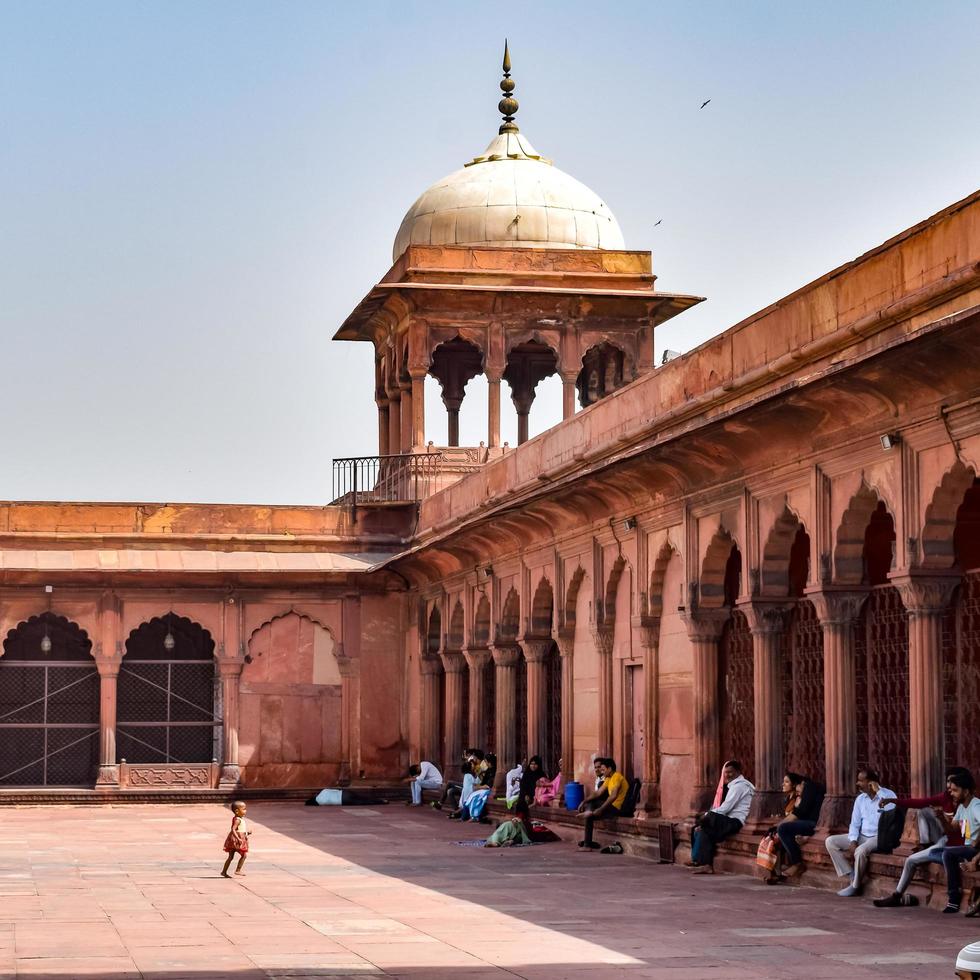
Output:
3 45 980 897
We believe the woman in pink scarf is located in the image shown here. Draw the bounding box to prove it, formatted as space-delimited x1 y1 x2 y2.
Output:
534 758 562 807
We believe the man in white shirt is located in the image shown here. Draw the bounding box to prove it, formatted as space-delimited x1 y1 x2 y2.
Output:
825 767 896 896
689 759 755 874
405 760 443 806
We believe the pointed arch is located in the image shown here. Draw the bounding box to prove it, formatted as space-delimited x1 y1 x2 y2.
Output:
761 507 811 597
648 538 679 619
247 607 336 646
498 588 521 641
473 593 491 647
3 612 93 661
602 555 629 624
125 613 214 661
447 600 465 651
530 577 554 636
426 604 442 657
834 483 895 585
921 461 978 570
700 529 739 609
563 565 587 629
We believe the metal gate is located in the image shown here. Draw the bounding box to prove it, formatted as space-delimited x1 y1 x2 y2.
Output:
720 609 755 781
116 658 220 764
0 660 100 786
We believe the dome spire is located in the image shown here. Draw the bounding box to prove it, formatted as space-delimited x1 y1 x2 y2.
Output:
498 40 519 135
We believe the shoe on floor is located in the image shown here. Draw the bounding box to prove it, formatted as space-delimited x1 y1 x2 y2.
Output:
692 865 715 875
873 892 903 907
837 884 861 897
943 902 961 914
782 863 804 878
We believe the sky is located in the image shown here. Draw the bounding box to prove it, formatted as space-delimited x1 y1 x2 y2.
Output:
2 1 979 505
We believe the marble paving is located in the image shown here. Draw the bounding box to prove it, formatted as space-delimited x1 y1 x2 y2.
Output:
0 801 975 978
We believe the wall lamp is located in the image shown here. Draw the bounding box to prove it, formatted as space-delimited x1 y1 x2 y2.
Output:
623 517 638 532
477 565 494 583
880 433 901 451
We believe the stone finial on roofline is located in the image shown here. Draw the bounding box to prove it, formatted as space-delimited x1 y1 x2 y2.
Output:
498 39 519 134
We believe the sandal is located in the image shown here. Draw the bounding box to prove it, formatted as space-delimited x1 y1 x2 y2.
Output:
966 902 980 918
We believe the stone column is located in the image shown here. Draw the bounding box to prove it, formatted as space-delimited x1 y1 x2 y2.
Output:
387 389 401 455
520 639 552 763
561 371 578 420
681 609 730 812
742 601 792 818
591 625 614 757
440 651 467 781
96 661 120 786
377 397 390 456
410 371 426 450
893 575 958 797
400 380 413 453
487 370 502 448
419 657 443 766
218 660 243 788
808 589 867 828
463 647 491 752
491 643 520 790
555 629 575 787
637 622 660 813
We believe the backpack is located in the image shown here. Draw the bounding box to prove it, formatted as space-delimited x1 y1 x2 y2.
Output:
875 805 907 854
618 778 643 818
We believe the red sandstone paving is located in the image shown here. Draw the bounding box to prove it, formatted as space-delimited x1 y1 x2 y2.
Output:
0 804 975 978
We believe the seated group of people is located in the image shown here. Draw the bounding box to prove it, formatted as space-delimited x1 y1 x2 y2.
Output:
505 755 562 809
405 748 498 820
689 758 980 917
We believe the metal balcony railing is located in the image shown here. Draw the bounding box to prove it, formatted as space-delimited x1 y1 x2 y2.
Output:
331 453 443 508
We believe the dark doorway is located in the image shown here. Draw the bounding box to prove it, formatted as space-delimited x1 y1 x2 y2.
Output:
0 613 99 786
117 614 220 764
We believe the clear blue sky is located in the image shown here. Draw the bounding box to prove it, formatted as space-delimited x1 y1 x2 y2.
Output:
3 1 978 505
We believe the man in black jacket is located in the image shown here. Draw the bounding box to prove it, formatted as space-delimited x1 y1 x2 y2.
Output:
777 773 825 877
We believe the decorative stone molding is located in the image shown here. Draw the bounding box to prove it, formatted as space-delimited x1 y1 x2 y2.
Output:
680 607 729 641
462 646 491 670
439 650 467 673
590 624 614 657
490 643 521 667
519 638 553 663
419 656 443 675
740 600 792 636
806 588 867 628
891 574 958 616
120 761 220 789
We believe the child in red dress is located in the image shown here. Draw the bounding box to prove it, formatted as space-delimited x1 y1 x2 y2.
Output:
221 801 250 877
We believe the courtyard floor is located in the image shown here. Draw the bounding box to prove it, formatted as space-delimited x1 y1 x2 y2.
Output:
0 801 974 978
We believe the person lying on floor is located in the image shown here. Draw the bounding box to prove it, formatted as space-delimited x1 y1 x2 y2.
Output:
577 758 628 850
689 759 755 874
305 788 388 806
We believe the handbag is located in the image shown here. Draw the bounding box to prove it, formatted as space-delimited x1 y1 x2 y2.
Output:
756 833 779 872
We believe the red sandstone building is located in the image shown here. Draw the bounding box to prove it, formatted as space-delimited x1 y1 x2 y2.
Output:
3 51 980 879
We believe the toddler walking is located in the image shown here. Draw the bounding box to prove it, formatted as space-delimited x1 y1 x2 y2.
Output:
221 800 250 877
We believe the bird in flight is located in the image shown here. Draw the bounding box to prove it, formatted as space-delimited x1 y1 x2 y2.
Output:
654 219 662 227
700 99 711 109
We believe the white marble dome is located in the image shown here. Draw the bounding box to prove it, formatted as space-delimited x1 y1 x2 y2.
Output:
392 129 625 261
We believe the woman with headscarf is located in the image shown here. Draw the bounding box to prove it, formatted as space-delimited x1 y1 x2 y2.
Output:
519 756 546 810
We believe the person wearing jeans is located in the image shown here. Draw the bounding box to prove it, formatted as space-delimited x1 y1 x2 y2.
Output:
689 760 755 874
776 773 826 877
825 768 896 897
873 767 973 908
939 772 980 913
405 760 442 806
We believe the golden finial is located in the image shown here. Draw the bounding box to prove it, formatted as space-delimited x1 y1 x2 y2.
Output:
498 39 519 134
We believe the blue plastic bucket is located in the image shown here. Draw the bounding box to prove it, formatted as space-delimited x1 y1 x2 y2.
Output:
564 780 584 811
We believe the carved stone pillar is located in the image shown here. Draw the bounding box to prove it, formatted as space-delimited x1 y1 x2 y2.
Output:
377 397 390 456
637 621 660 813
410 371 426 449
419 657 443 767
387 389 401 455
555 629 575 787
681 609 730 812
96 661 120 786
491 643 520 790
520 638 552 764
893 574 958 796
400 380 413 453
808 588 867 828
591 625 614 757
561 371 578 420
218 660 243 788
487 370 502 448
440 651 467 781
742 601 792 818
463 647 491 752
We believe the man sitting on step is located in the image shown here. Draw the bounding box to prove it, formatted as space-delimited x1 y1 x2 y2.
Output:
688 759 755 875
